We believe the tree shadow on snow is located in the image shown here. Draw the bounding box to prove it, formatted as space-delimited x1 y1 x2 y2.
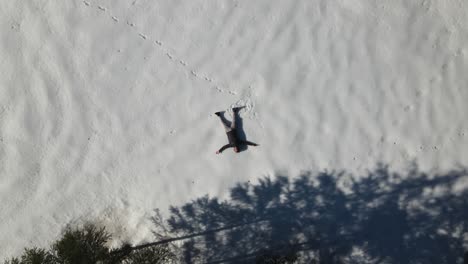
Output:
151 164 468 263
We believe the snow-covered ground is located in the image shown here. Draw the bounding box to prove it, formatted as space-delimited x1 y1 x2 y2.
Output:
1 0 467 258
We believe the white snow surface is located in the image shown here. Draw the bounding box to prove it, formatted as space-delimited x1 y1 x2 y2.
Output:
1 0 468 257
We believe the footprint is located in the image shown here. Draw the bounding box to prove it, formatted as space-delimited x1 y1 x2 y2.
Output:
84 3 231 95
10 22 20 31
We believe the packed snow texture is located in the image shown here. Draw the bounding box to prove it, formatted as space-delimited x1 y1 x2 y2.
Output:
1 0 467 257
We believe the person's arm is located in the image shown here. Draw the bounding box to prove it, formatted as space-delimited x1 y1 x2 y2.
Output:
216 144 232 154
240 140 259 146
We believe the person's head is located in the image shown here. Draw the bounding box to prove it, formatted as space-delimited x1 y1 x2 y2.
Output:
234 147 239 153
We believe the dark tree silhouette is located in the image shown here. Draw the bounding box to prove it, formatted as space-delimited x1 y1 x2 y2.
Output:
51 224 111 263
3 224 175 264
154 164 468 263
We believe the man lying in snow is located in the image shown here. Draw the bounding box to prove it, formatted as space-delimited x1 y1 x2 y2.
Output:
215 106 259 154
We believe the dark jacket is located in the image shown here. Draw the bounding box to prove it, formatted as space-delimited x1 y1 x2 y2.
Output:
218 130 258 153
227 130 240 146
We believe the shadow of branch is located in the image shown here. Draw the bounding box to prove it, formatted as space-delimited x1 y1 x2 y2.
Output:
141 164 468 263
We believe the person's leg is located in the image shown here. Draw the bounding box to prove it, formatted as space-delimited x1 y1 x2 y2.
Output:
231 106 245 129
231 110 237 129
216 112 232 132
222 118 232 132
